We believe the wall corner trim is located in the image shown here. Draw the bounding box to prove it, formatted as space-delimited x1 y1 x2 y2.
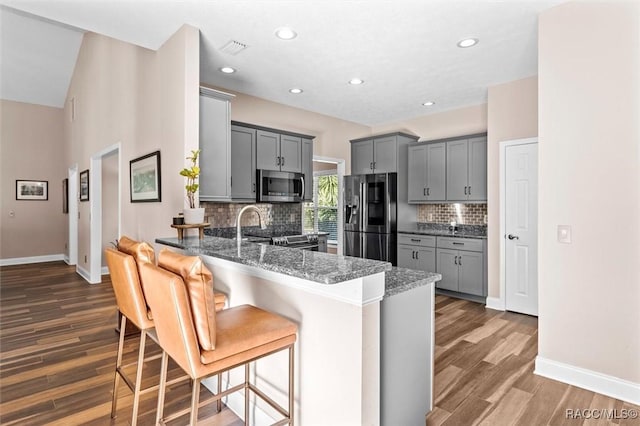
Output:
535 356 640 406
485 297 505 311
0 254 65 266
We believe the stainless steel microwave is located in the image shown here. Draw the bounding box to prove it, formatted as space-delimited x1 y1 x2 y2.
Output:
256 170 305 203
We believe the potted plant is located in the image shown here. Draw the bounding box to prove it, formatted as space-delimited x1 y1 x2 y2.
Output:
180 149 205 224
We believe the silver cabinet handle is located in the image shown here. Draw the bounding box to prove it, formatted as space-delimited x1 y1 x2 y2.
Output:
427 187 430 196
370 162 373 170
281 156 285 166
411 238 421 243
300 176 305 199
458 256 462 266
453 242 464 245
507 234 519 240
415 251 419 260
423 188 426 196
252 183 255 192
468 186 471 195
464 186 468 195
276 156 281 165
412 250 416 259
454 255 458 265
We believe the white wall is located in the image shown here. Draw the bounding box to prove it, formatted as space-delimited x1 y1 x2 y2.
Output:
538 0 640 387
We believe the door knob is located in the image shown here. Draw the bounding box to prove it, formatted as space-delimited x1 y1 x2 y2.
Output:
507 234 519 240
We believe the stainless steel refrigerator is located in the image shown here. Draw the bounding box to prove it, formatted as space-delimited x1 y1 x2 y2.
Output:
344 173 397 265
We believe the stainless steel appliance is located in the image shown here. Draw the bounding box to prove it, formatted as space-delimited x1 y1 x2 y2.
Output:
256 169 304 203
244 232 321 251
344 173 397 265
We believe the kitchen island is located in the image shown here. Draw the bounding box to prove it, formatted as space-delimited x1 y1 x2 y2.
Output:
156 235 440 425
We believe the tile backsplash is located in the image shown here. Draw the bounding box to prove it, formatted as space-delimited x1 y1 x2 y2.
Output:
201 202 302 229
417 203 487 225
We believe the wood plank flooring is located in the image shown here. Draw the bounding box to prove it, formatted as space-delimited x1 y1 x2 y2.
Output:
1 261 638 425
427 296 640 426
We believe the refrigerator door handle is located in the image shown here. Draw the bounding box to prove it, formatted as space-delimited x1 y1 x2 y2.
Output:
361 181 367 232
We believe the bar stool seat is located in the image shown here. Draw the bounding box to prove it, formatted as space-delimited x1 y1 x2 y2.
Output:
140 250 297 426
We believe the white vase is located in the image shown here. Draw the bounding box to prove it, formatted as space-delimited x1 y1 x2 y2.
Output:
183 207 205 224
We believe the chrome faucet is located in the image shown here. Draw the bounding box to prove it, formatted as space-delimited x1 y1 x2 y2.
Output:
236 205 266 242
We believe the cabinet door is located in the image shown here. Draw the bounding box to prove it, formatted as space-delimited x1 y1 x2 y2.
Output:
318 235 328 252
351 140 374 175
199 94 231 200
408 144 428 202
373 136 397 173
397 245 416 269
436 249 459 291
458 250 484 296
426 142 446 201
280 134 302 173
416 247 436 274
301 138 313 201
256 130 280 170
467 136 487 201
446 139 469 201
230 125 256 200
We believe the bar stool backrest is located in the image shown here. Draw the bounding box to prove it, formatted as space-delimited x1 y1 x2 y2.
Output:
105 248 154 330
157 249 217 351
139 262 201 377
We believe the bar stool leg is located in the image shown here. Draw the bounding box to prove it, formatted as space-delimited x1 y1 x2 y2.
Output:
111 314 127 418
156 351 169 425
190 378 201 426
130 330 148 426
289 345 295 426
245 363 250 424
217 373 222 412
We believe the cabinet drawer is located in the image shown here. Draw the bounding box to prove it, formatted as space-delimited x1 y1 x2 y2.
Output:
398 233 436 248
436 237 483 252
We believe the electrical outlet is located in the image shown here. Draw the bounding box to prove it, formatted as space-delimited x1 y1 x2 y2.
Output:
9 210 15 218
557 225 572 243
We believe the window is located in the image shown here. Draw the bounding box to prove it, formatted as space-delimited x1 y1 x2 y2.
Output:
303 173 338 243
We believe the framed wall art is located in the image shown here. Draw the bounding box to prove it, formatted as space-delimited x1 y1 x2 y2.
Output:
16 180 48 201
62 178 69 213
130 150 161 202
79 169 89 201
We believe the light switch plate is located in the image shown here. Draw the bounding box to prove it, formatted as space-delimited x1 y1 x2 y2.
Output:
557 225 572 243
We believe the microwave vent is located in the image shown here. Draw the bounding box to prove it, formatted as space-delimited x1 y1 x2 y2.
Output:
220 40 248 55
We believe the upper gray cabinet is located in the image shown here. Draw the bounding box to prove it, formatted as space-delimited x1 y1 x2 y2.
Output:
198 87 235 202
301 138 313 201
230 125 257 200
257 130 302 173
446 136 487 201
350 133 419 175
408 142 446 202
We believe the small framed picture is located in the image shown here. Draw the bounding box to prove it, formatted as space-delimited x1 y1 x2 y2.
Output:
16 180 48 201
62 178 69 213
79 169 89 201
130 150 161 203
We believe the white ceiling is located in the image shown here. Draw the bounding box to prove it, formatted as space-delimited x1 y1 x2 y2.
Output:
0 0 563 126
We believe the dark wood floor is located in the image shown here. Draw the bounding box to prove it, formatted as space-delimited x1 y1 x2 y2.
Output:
427 296 640 426
1 261 638 425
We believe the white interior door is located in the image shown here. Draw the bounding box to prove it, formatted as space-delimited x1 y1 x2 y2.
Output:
505 143 538 316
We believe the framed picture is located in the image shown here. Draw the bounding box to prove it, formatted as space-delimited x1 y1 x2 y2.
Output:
62 178 69 213
16 180 48 200
79 169 89 201
130 150 161 202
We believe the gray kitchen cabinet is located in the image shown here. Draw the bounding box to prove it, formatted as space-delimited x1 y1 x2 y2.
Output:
435 237 486 297
397 233 436 273
198 87 235 202
408 142 446 202
350 133 419 175
256 130 302 173
230 125 256 200
446 136 487 201
318 234 327 252
301 138 313 201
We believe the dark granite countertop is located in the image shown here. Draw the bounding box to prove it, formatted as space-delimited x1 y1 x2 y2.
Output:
399 223 487 240
156 235 391 285
384 267 441 298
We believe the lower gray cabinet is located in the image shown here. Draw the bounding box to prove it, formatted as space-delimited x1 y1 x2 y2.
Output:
435 237 485 297
397 234 436 273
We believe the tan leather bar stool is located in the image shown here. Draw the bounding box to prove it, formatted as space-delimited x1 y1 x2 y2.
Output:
140 250 298 426
106 237 227 424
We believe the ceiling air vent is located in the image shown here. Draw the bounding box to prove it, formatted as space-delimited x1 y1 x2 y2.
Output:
220 40 248 55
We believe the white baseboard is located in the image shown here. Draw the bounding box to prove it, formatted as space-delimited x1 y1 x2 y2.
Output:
0 254 64 266
76 265 92 283
101 266 109 275
202 375 275 426
485 297 505 311
535 356 640 405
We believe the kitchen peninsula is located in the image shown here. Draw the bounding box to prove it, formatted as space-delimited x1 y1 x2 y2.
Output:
156 235 440 425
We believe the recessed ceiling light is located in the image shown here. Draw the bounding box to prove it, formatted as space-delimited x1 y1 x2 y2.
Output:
289 88 303 94
349 78 364 85
422 101 435 106
457 38 479 48
219 67 236 74
275 27 297 40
